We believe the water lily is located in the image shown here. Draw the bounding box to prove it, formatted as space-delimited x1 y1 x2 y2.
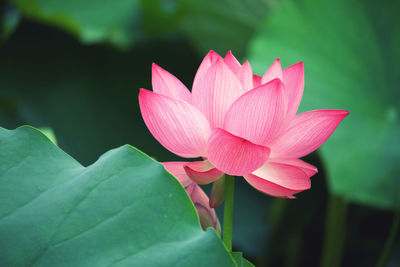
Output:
139 50 348 200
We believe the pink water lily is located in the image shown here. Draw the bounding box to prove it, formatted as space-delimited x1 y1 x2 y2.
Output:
139 51 348 200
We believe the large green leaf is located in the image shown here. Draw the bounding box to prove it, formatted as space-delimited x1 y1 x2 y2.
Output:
248 0 400 209
10 0 141 47
9 0 272 53
179 0 271 58
1 4 20 41
0 126 235 266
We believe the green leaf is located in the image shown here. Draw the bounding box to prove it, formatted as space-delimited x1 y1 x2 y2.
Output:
0 126 235 266
231 252 255 267
248 0 400 209
243 257 255 267
140 0 183 35
37 126 57 145
1 4 20 41
10 0 141 47
179 0 271 58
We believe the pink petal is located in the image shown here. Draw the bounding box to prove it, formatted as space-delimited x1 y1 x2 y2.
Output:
270 158 318 176
244 162 311 197
192 51 245 128
244 174 305 198
162 162 193 187
184 160 224 185
261 58 283 84
282 62 304 121
139 89 211 157
186 183 221 234
207 128 271 176
253 162 310 189
269 109 349 158
253 74 262 88
223 79 287 145
152 63 191 103
223 52 253 91
238 60 253 91
194 50 223 78
223 50 241 74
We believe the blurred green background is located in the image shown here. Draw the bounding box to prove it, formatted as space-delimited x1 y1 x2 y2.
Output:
0 0 399 266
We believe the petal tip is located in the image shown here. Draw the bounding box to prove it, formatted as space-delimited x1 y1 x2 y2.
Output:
225 50 233 57
152 62 161 71
328 109 350 118
285 61 304 73
342 110 350 116
139 88 150 96
243 60 251 66
206 50 221 59
152 62 165 75
293 61 304 71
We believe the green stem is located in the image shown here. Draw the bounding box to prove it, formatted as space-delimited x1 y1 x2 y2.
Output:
376 210 400 267
223 175 235 252
321 194 347 267
285 230 302 267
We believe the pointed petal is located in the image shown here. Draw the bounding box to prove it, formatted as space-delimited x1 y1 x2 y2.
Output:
186 183 221 234
207 128 270 176
244 174 305 198
270 158 318 176
192 51 245 128
224 79 287 145
184 160 224 185
269 109 349 158
194 50 223 78
252 162 311 189
139 89 211 157
152 63 191 103
224 52 253 91
283 62 304 120
238 60 253 91
253 74 262 88
162 162 193 187
261 58 283 84
244 161 310 197
209 176 226 208
224 50 241 74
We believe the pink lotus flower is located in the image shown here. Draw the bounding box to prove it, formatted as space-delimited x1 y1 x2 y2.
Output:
139 51 348 201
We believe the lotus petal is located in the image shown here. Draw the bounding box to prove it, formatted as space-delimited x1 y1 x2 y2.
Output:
224 79 287 145
139 89 211 157
207 128 270 176
269 109 349 158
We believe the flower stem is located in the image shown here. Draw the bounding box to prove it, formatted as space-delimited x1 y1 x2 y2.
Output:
223 175 235 251
376 210 400 267
321 194 347 267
